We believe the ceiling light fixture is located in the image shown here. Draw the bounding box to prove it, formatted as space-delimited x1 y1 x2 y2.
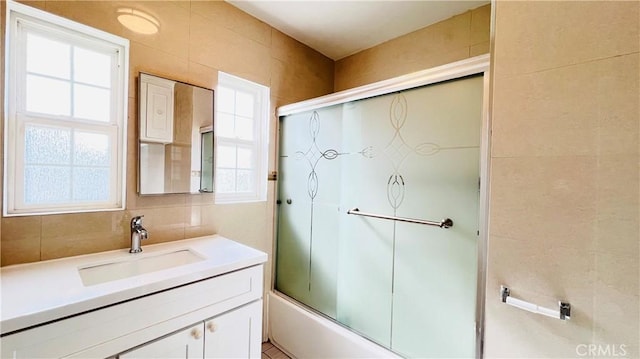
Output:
117 8 159 35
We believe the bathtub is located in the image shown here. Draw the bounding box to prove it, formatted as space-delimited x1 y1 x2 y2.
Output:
268 291 401 358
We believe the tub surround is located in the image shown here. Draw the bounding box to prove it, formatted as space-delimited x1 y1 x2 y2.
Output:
485 1 639 357
0 235 267 335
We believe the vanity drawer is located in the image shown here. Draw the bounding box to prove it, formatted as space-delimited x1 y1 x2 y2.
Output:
1 265 263 359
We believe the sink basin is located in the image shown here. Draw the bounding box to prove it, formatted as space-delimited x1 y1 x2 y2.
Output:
78 249 205 286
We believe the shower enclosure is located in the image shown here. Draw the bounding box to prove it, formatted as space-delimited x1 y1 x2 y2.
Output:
273 56 489 358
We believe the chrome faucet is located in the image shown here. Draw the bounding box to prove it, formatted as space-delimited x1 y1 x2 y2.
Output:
130 216 148 253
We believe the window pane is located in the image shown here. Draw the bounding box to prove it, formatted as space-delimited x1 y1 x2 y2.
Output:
26 33 70 79
74 131 110 166
217 87 235 113
26 75 70 116
236 169 253 192
217 145 236 168
237 147 253 169
217 112 235 138
73 167 110 201
235 91 254 118
236 116 253 140
25 125 71 165
216 168 235 193
74 47 111 87
24 165 71 204
74 84 110 122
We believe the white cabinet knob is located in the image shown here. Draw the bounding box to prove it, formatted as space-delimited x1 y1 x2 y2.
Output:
207 321 217 333
191 328 202 339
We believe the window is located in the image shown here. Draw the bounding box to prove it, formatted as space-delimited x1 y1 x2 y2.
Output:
4 1 129 216
215 72 269 203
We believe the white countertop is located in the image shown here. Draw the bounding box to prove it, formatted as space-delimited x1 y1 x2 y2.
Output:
0 235 267 335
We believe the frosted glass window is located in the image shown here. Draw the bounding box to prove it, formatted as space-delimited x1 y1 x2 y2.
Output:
74 47 111 87
5 1 129 216
74 131 110 166
26 75 71 116
26 33 70 79
24 166 71 204
74 84 111 122
236 170 252 192
73 168 110 201
216 169 235 193
25 125 71 165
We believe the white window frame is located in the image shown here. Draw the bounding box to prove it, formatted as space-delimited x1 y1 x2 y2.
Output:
4 1 129 216
215 72 269 203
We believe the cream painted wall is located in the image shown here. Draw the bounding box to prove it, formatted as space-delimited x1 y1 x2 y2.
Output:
485 1 639 357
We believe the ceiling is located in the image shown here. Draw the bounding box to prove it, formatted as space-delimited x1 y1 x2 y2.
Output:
227 1 488 60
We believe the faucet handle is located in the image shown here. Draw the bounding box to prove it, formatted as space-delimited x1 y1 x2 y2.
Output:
131 215 144 227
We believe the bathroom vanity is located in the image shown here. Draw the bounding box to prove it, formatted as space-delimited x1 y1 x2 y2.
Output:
0 235 267 358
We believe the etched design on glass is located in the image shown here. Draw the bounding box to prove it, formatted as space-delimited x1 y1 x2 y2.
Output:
291 111 348 290
358 146 374 158
387 174 405 210
294 112 345 199
382 93 475 209
383 95 412 209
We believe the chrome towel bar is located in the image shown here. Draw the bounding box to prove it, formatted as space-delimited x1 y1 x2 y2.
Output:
346 208 453 228
501 286 571 321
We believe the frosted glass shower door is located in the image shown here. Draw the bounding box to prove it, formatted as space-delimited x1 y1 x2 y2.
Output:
276 74 484 357
338 75 483 356
276 105 344 318
388 77 482 358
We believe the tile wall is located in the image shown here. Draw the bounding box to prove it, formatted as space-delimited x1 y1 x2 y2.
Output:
485 1 639 357
334 4 490 91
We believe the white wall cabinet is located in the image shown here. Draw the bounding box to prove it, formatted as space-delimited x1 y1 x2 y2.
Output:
140 73 175 144
120 301 262 359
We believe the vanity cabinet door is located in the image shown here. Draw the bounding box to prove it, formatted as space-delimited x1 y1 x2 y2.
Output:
204 300 262 359
119 323 204 359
